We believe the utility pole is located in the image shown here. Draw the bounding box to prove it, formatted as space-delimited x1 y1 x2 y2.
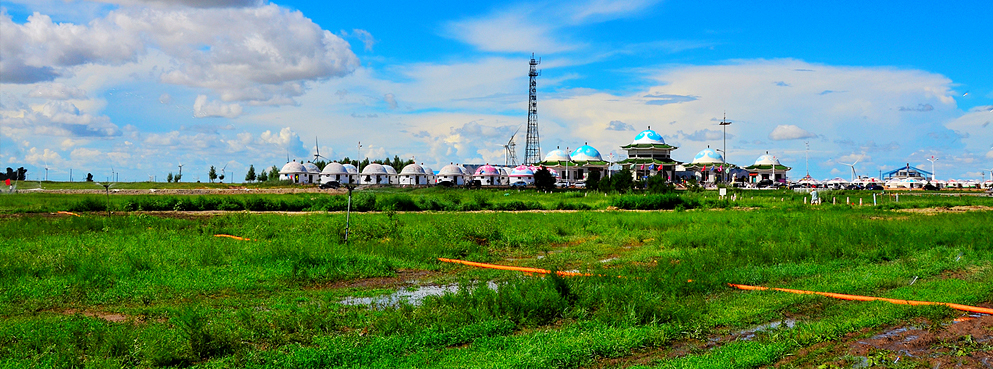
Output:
927 155 937 182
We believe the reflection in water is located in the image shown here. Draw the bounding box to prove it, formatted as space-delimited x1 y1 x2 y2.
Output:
340 281 498 308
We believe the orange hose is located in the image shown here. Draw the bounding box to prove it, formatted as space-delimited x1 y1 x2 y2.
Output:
438 258 592 277
213 234 255 241
55 211 81 217
728 283 993 315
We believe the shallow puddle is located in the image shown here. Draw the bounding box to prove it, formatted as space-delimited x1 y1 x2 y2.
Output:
735 319 797 340
340 281 498 308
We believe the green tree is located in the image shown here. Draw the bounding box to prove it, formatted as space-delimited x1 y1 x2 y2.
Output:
245 165 257 182
166 172 174 183
268 166 279 181
208 166 217 183
586 170 601 191
534 167 556 191
647 174 674 193
86 173 94 182
612 168 634 193
257 170 268 182
174 173 182 182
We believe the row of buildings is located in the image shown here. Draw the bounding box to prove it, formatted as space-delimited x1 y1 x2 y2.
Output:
278 127 793 187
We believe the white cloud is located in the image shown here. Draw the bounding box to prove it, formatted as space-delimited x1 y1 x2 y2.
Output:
0 97 120 137
2 4 359 105
158 93 172 104
384 93 398 110
91 0 265 8
348 29 376 52
24 147 63 166
60 138 89 150
193 95 243 118
769 125 817 141
25 83 88 100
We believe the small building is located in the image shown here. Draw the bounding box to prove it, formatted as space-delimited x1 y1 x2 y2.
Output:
618 127 680 182
359 163 390 185
278 160 310 184
383 165 399 185
436 164 466 185
569 144 608 182
342 163 359 183
499 167 511 185
302 161 321 184
509 165 535 186
743 153 791 184
320 162 352 185
399 163 430 185
882 164 932 181
682 147 729 185
422 165 436 184
473 164 501 186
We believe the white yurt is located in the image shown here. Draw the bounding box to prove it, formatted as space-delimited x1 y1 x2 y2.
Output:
383 165 398 185
320 162 351 184
422 165 436 184
279 160 310 184
437 164 466 185
399 163 430 185
499 167 511 185
342 163 359 184
473 164 501 186
360 163 390 185
509 165 535 186
302 161 321 184
458 165 472 184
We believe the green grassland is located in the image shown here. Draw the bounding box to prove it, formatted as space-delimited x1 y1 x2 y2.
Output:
0 189 991 368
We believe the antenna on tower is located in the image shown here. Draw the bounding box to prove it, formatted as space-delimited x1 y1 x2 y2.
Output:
524 54 542 165
504 126 521 166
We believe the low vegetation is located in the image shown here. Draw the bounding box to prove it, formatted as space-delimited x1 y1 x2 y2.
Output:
0 188 991 368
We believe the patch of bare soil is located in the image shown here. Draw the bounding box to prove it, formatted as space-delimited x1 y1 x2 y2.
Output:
307 269 436 290
897 205 993 214
792 315 993 368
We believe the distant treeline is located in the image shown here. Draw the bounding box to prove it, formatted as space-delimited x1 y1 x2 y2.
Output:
0 167 28 181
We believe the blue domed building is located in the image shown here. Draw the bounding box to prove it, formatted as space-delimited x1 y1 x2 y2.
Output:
743 153 791 184
681 146 738 185
618 127 680 182
539 143 608 185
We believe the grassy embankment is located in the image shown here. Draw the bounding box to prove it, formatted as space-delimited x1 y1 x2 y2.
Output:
0 191 991 368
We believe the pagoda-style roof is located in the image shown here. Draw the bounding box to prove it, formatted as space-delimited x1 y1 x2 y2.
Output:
618 158 681 165
621 143 677 150
743 164 791 171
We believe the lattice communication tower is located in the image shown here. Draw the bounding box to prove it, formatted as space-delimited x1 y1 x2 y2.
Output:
524 54 542 165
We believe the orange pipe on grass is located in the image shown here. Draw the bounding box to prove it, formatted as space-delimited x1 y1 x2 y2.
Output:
213 234 255 241
728 283 993 315
55 211 81 217
437 258 592 277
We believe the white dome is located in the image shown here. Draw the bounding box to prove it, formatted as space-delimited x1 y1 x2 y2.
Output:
458 165 471 176
400 163 426 175
342 163 359 174
543 149 571 162
754 154 780 166
571 144 602 162
474 164 500 176
691 148 724 165
383 165 397 175
303 162 321 174
631 129 665 145
279 161 306 174
499 167 511 176
321 162 348 175
422 166 435 176
361 163 388 174
438 164 463 175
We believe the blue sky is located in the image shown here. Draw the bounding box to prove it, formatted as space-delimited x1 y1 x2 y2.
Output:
2 0 991 183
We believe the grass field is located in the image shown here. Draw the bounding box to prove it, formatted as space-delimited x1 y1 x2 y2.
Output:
1 188 991 368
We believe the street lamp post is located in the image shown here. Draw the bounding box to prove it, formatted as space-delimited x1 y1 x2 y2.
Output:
719 113 732 184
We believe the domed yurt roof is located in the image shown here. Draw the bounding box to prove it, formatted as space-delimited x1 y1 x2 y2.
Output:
303 161 321 174
543 148 571 162
691 147 724 165
754 154 781 166
361 163 388 174
474 164 500 176
631 128 665 145
438 164 463 176
400 163 426 175
279 160 306 174
510 165 535 177
383 165 397 175
321 162 348 175
342 163 359 174
571 144 603 162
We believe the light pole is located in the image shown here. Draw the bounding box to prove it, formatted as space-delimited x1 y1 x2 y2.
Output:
927 155 937 182
565 146 570 187
719 113 731 184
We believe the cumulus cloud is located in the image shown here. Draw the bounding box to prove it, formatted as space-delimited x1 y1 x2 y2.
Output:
606 120 635 131
769 125 817 141
25 83 88 100
679 129 729 142
0 97 120 137
2 5 359 105
91 0 266 8
158 93 172 104
644 94 698 106
24 147 63 166
259 127 303 150
193 95 243 118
